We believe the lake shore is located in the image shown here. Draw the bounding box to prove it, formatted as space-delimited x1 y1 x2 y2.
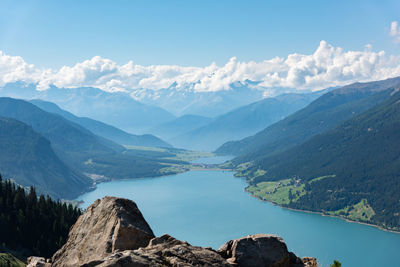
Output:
244 186 400 235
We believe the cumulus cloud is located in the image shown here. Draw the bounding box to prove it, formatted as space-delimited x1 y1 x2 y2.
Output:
1 41 400 93
390 21 400 43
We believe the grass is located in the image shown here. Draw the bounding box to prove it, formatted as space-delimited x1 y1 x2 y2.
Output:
246 174 336 205
164 150 214 162
124 145 214 162
246 174 375 223
123 145 167 152
327 199 375 222
0 253 25 267
247 178 306 205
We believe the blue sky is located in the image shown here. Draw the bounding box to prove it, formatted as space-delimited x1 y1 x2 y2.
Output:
1 0 399 68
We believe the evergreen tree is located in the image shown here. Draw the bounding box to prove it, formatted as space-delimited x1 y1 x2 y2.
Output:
0 175 81 257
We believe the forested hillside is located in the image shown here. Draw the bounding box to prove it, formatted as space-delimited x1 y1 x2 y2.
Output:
0 176 81 257
0 117 91 199
241 91 400 230
216 77 400 157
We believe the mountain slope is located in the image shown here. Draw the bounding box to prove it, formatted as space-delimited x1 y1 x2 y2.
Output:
0 83 175 133
171 91 324 151
242 90 400 230
30 99 171 148
0 117 91 199
149 114 212 141
0 97 122 163
217 77 400 157
0 97 176 184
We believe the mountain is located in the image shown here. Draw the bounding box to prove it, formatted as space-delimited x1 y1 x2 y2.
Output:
169 91 324 151
0 97 178 184
30 99 171 148
130 81 268 117
0 83 175 133
216 77 400 157
149 114 212 141
241 90 400 230
0 97 122 163
0 117 91 199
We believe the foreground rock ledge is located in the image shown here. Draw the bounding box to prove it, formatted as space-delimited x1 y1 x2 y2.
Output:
28 196 317 267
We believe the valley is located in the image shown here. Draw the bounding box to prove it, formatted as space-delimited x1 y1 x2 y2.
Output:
1 77 400 266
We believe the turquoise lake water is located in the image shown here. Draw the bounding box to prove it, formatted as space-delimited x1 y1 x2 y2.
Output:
77 157 400 267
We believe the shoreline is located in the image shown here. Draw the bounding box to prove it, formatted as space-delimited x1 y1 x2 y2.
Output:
244 187 400 235
78 164 399 235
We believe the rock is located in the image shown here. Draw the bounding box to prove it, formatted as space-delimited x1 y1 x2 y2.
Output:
88 234 231 267
301 257 318 267
27 256 51 267
51 196 155 267
217 234 317 267
31 196 317 267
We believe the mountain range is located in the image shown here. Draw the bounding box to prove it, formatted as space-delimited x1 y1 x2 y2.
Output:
219 76 400 230
166 91 324 151
130 81 269 117
0 82 175 133
0 97 183 198
30 99 171 148
216 77 400 157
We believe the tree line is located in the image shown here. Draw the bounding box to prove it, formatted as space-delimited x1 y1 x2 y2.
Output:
0 175 82 257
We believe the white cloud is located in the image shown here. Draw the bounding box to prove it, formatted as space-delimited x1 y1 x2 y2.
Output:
1 40 400 93
390 21 400 43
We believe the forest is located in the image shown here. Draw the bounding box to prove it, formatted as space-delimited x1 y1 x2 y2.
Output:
0 175 81 258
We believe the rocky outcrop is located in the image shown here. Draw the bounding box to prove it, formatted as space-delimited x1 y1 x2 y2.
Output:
28 196 317 267
51 197 155 267
86 234 231 267
27 256 51 267
218 234 303 266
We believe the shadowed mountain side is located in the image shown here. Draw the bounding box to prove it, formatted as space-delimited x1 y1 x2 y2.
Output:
0 117 91 199
0 97 175 184
0 97 122 162
30 99 171 148
217 77 400 157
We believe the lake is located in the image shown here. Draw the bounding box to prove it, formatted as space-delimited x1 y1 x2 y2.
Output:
77 157 400 267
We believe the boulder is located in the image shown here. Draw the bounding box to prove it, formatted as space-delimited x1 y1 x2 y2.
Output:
87 234 231 267
51 196 155 267
217 234 316 267
27 256 51 267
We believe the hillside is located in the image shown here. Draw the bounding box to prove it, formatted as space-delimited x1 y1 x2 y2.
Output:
172 92 322 151
0 117 91 199
149 114 212 141
0 97 121 162
0 97 178 186
240 91 400 230
30 99 171 148
216 77 400 157
0 178 81 257
0 83 175 133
